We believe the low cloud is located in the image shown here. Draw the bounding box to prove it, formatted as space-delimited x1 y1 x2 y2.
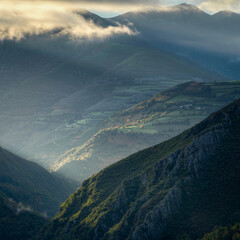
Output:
196 0 240 13
0 1 136 41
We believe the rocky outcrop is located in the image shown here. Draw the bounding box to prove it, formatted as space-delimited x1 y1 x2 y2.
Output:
131 119 230 240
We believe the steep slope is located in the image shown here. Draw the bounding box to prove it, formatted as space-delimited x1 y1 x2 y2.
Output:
0 147 77 216
114 3 240 79
36 98 240 240
52 81 240 182
0 194 47 240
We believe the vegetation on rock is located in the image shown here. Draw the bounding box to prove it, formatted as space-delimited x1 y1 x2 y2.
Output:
36 99 240 240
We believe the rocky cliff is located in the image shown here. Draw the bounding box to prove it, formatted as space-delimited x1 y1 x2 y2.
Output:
35 98 240 240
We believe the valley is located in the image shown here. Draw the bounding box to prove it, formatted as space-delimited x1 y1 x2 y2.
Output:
0 39 218 167
51 81 240 182
0 3 239 240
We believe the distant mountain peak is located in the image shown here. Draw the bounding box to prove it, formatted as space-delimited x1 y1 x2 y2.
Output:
172 3 205 13
178 3 197 8
126 3 206 15
213 10 238 17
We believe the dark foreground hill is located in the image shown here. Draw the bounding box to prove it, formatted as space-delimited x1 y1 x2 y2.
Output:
35 98 240 240
0 195 46 240
0 147 77 216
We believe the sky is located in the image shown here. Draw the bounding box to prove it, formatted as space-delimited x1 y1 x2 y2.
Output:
2 1 240 17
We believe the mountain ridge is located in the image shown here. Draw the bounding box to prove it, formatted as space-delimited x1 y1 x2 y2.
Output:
35 98 240 240
113 4 240 79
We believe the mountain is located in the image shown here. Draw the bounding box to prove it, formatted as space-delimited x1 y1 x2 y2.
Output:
0 194 46 240
0 147 77 216
35 98 240 240
113 3 240 79
2 4 240 168
51 81 240 182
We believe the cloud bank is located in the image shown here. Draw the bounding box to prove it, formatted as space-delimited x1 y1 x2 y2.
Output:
0 1 136 41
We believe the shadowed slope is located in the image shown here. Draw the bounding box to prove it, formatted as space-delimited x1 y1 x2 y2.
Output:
0 147 77 216
0 195 47 240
